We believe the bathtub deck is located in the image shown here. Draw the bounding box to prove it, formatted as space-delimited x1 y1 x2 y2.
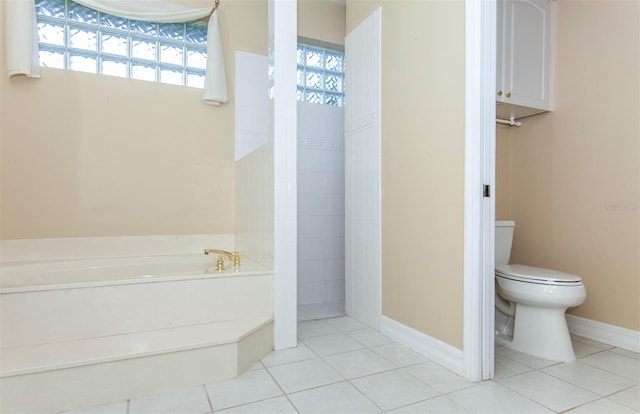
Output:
1 316 274 413
2 316 272 377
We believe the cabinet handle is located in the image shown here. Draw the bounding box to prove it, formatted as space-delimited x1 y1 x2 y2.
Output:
497 90 503 96
506 92 511 98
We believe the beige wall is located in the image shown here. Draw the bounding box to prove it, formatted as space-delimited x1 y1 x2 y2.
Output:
502 0 639 331
347 1 466 349
299 0 346 45
496 126 511 219
0 0 267 239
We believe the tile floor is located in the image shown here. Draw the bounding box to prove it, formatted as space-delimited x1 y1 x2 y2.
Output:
64 316 639 414
297 301 345 322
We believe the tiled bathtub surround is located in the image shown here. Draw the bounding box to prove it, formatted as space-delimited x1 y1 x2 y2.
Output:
297 101 346 306
0 234 234 263
66 316 640 414
234 51 274 267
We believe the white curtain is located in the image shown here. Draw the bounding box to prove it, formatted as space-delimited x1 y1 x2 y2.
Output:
5 0 228 105
5 0 40 79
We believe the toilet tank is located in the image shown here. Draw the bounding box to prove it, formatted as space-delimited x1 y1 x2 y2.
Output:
495 220 516 266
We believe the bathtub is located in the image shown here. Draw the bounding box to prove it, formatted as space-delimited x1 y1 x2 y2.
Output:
1 254 270 293
1 253 274 413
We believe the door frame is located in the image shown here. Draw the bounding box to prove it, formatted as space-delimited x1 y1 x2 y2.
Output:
463 0 496 381
272 0 497 380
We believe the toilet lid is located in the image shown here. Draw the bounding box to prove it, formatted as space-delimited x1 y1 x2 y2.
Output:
496 264 583 285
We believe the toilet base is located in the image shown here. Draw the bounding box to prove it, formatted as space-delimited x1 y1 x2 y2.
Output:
506 304 576 362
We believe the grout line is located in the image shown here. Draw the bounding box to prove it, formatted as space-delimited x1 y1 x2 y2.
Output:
263 359 302 413
345 378 386 413
203 384 215 414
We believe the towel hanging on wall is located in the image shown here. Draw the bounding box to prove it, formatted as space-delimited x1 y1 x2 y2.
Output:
202 9 228 106
5 0 40 79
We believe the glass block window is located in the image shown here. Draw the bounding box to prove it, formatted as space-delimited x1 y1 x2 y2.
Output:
35 0 208 88
297 44 345 107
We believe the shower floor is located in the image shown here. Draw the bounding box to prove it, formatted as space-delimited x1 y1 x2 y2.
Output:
297 301 345 322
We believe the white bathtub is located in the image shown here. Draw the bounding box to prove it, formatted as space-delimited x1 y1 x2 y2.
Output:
1 254 270 293
0 252 274 413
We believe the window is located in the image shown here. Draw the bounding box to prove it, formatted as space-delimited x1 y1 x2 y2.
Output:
35 0 208 88
297 44 345 107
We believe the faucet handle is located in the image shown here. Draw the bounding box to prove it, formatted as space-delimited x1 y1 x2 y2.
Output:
216 256 225 271
231 252 241 267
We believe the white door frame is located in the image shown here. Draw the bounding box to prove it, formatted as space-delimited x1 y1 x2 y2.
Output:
463 0 496 381
272 0 497 379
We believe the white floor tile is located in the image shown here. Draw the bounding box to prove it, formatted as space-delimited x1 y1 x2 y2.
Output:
246 362 263 371
261 341 317 367
388 396 470 413
566 398 638 414
581 350 640 381
61 401 128 414
298 302 345 322
128 386 211 414
288 381 380 413
611 348 640 361
571 335 615 351
325 316 366 332
216 396 297 414
267 358 343 394
347 327 394 347
573 340 606 359
206 369 282 410
494 353 533 379
302 332 365 356
608 386 640 412
351 369 439 411
297 320 340 339
324 349 395 379
448 382 554 413
499 371 599 412
543 361 636 396
404 362 475 394
370 343 427 368
494 346 559 369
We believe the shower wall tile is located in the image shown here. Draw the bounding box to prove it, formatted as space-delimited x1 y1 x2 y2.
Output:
234 51 273 268
297 102 345 306
235 51 270 163
344 8 381 329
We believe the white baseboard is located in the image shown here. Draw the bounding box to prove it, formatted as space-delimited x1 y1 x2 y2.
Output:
380 315 464 376
566 315 640 353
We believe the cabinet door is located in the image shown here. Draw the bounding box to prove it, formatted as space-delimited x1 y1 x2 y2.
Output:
500 0 552 110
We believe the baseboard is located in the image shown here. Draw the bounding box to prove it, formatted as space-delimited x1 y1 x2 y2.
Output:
566 315 640 353
380 315 464 376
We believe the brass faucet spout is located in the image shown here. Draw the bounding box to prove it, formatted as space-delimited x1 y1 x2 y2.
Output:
204 249 241 267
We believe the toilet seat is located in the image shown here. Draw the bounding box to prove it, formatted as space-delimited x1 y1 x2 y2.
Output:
496 264 583 286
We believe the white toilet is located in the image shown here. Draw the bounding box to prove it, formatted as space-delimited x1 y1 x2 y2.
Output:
495 220 586 362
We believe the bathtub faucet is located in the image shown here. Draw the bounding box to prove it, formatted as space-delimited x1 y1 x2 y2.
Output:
204 249 241 267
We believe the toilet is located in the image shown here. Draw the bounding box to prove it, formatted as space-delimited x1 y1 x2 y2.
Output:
494 220 586 362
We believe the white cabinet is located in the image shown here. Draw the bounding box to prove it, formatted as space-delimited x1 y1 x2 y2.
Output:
497 0 553 119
